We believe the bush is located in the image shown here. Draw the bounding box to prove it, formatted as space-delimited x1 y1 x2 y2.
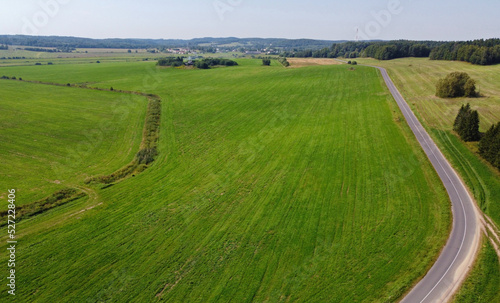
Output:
195 61 210 69
464 78 477 97
157 57 184 67
436 72 478 98
351 61 358 65
262 59 271 66
136 147 158 165
278 57 290 67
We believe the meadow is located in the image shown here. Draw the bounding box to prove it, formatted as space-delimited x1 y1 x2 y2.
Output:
0 59 450 302
453 239 500 303
356 57 500 301
355 58 500 228
0 80 147 205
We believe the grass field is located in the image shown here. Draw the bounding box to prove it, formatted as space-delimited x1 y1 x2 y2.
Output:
0 48 248 67
0 80 147 205
453 238 500 303
355 58 500 130
0 60 450 302
356 58 500 228
355 57 500 301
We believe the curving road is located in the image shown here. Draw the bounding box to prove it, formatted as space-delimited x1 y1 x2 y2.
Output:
369 66 482 302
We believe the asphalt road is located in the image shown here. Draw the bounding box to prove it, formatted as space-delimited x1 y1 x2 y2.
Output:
370 66 481 303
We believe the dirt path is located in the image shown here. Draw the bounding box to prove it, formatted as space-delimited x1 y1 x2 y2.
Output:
69 185 103 218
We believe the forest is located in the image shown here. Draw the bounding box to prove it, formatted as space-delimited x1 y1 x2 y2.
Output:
430 39 500 65
0 35 337 52
283 39 500 65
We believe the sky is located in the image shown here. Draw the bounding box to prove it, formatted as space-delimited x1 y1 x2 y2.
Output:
0 0 498 41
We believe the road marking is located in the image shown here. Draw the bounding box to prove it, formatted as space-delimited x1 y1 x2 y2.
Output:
378 68 470 302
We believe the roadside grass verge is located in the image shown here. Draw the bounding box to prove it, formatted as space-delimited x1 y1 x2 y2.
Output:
453 238 500 302
355 58 500 229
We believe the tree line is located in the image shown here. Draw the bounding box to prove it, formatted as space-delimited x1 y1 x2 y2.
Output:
430 39 500 65
0 35 337 52
157 57 238 69
282 40 439 60
194 58 238 69
282 39 500 65
157 57 185 67
24 47 74 53
0 44 7 50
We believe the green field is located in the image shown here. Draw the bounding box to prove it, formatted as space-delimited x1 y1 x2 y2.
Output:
356 57 500 228
453 239 500 303
0 48 248 68
0 80 147 205
0 60 450 301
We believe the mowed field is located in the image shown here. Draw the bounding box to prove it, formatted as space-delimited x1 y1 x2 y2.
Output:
356 58 500 228
0 81 147 205
0 60 450 302
355 58 500 131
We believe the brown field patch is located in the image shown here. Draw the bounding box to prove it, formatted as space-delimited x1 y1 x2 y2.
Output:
287 58 343 68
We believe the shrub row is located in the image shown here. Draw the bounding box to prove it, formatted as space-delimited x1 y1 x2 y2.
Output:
278 57 290 67
86 96 162 185
0 188 85 225
194 58 238 69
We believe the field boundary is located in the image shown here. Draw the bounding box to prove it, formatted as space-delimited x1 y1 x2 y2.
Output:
0 77 162 219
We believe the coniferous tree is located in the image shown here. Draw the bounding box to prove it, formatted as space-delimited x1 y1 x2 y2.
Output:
466 110 481 141
479 123 500 169
453 103 481 141
453 104 468 131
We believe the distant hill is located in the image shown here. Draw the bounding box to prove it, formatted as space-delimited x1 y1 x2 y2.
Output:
0 35 344 51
